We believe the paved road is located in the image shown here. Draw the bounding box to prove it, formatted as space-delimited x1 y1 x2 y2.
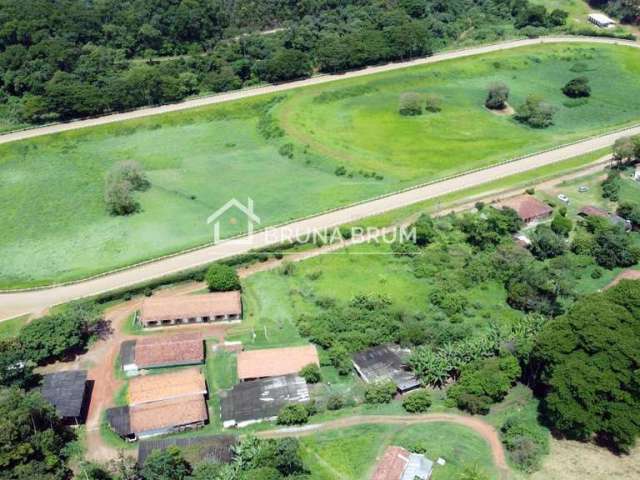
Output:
1 36 640 319
0 36 637 146
258 413 510 479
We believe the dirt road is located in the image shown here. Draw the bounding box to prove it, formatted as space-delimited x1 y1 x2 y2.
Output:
259 413 510 479
0 36 637 146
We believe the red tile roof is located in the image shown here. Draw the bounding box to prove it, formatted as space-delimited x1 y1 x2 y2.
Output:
134 333 204 368
140 292 241 323
129 368 207 406
371 446 410 480
497 195 553 222
579 205 609 218
237 345 319 380
130 395 208 433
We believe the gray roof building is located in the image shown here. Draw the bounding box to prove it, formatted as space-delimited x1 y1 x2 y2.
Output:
138 435 237 466
220 374 310 428
41 370 90 422
352 345 420 392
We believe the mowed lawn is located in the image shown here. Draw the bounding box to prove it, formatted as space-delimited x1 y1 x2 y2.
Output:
1 43 640 288
300 423 498 480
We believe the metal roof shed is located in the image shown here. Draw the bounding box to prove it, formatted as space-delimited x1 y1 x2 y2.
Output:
41 370 89 423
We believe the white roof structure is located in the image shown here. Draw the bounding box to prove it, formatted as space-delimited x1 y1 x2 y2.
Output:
588 13 616 27
402 453 434 480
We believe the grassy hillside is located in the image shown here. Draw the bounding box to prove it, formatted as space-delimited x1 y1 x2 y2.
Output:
1 42 640 288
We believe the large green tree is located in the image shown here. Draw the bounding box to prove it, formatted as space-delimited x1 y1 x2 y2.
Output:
531 281 640 451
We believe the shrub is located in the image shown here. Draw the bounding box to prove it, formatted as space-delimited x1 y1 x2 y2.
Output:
364 380 397 404
402 389 432 413
551 214 572 237
425 94 442 113
485 82 509 110
601 170 622 201
501 417 549 472
326 394 344 411
299 363 321 384
562 77 591 98
104 160 150 216
277 404 310 425
334 166 347 176
278 143 294 159
515 95 556 128
398 92 423 116
205 264 240 292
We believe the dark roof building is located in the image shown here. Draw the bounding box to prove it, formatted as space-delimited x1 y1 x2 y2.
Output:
138 435 237 466
220 374 310 428
352 345 420 393
41 370 90 423
496 195 553 224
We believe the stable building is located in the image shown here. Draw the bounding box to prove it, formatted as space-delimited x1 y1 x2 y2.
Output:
41 370 91 424
128 367 207 406
220 374 310 428
495 195 553 224
237 345 320 381
138 292 242 328
371 446 434 480
120 333 204 376
107 395 208 441
352 345 420 393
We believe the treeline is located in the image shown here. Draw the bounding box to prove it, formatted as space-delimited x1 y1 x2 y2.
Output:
0 0 567 124
588 0 640 24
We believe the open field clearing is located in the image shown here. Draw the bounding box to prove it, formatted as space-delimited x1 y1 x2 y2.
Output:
1 42 640 288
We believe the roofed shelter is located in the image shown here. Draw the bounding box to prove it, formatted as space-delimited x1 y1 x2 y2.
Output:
237 345 319 381
120 333 204 376
579 205 632 231
128 368 207 406
371 446 433 480
220 374 310 428
138 435 237 466
352 345 420 393
588 12 616 28
106 395 208 441
495 195 552 224
138 292 242 328
41 370 90 424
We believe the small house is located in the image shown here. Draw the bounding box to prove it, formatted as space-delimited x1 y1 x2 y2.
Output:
138 292 242 328
237 345 319 381
120 333 204 376
588 13 616 28
371 446 434 480
579 206 632 231
40 370 90 424
495 195 553 224
220 374 310 428
352 345 420 393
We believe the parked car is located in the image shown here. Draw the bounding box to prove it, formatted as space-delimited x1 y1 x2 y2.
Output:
558 194 570 203
578 186 589 193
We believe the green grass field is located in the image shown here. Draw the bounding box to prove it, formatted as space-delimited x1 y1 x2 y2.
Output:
2 42 640 288
300 423 498 480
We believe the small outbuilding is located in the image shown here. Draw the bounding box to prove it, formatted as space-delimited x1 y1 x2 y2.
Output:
371 446 434 480
352 345 420 393
41 370 90 424
220 374 310 428
138 292 242 328
588 13 616 28
120 333 205 376
495 195 553 224
237 345 319 381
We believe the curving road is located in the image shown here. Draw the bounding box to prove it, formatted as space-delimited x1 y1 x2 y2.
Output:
258 413 510 479
1 36 640 319
0 36 637 146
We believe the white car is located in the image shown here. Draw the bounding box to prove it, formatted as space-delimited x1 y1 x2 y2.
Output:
558 194 570 203
578 186 589 193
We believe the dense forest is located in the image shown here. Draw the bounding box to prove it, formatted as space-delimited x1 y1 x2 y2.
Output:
0 0 571 125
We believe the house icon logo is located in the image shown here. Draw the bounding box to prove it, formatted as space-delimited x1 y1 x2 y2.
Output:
207 198 261 243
